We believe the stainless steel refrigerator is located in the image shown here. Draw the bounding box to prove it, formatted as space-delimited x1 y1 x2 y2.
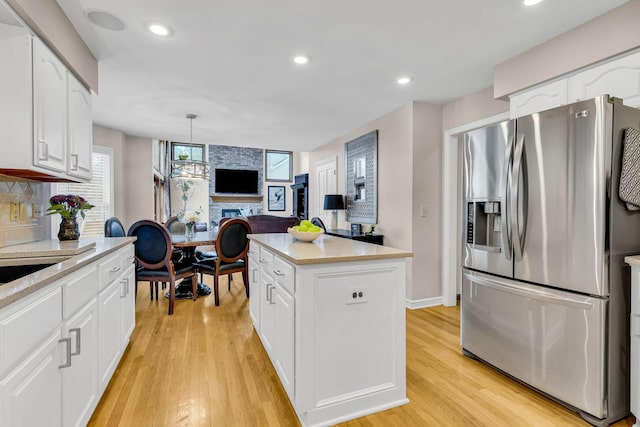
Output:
461 95 640 426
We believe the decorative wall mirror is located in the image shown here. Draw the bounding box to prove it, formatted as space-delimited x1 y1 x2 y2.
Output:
345 130 377 223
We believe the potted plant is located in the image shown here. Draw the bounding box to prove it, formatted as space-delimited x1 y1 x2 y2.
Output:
47 194 94 241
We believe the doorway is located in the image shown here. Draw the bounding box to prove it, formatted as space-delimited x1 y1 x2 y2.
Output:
314 156 337 223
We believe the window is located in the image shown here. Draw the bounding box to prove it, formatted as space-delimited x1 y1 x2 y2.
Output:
265 150 292 182
172 142 204 161
52 146 114 238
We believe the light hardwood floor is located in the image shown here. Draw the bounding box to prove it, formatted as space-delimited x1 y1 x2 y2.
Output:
89 274 636 426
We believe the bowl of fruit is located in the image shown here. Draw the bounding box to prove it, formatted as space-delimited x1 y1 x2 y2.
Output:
288 220 324 242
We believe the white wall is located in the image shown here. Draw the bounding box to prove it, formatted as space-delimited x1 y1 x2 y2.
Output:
123 136 154 228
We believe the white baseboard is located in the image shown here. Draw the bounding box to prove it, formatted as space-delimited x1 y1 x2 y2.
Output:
405 296 443 310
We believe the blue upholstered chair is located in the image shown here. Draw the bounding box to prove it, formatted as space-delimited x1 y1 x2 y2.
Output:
127 220 196 315
193 218 251 306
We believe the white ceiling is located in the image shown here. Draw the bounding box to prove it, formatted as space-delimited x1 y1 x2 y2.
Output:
56 0 628 152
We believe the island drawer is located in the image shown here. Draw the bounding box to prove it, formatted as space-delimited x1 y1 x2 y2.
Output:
258 247 274 272
273 256 294 294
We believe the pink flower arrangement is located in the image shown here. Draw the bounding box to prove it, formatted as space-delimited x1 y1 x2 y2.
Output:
46 194 95 219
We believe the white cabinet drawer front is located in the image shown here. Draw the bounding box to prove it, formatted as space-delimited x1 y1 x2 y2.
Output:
259 247 274 272
273 256 294 294
120 245 135 269
0 286 62 375
98 253 122 290
63 265 98 318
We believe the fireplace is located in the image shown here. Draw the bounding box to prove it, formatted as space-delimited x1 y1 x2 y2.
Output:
221 209 242 218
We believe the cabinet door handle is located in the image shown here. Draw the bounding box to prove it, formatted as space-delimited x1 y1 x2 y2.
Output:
38 140 49 161
125 277 130 295
269 285 276 304
120 278 128 298
252 269 257 282
70 153 79 170
265 284 271 301
59 338 72 368
69 328 81 356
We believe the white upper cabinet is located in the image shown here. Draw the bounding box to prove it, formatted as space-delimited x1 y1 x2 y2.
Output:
567 50 640 109
0 28 92 182
67 71 93 180
509 79 568 119
510 50 640 118
33 37 67 173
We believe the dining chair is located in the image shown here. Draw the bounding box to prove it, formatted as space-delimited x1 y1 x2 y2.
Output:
127 220 197 315
104 217 126 237
310 217 327 231
193 218 251 306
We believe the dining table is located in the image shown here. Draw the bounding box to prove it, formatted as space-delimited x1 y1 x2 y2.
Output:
170 230 218 299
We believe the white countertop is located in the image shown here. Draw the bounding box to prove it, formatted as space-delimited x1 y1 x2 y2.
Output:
626 255 640 267
248 233 412 265
0 237 135 309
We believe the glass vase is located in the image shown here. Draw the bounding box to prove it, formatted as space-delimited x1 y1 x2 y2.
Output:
58 217 80 241
185 222 195 239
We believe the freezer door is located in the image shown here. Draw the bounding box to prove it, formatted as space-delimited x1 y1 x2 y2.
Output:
462 120 514 277
514 97 610 296
461 270 606 418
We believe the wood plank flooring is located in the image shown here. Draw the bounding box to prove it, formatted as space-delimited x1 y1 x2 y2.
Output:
88 275 636 426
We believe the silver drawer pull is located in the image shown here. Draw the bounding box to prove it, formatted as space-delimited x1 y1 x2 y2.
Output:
59 338 72 368
70 328 81 356
110 266 121 273
70 153 79 170
273 270 284 276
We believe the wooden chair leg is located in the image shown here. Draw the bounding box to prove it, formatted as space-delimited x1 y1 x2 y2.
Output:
154 282 159 300
213 273 220 306
228 274 231 291
242 268 249 298
149 282 154 301
191 274 197 301
168 278 175 315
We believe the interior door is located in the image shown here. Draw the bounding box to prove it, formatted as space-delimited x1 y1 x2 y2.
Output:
514 97 610 296
314 156 337 223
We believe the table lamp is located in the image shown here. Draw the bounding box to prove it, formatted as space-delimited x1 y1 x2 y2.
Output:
323 194 344 230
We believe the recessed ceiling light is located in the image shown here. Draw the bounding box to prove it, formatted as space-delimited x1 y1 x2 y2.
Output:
397 76 412 85
86 10 125 31
523 0 543 6
147 22 172 36
293 55 310 65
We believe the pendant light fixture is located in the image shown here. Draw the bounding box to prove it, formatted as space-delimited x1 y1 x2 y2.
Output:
170 113 210 179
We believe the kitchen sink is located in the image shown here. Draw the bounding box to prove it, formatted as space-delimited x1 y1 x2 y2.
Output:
0 263 57 285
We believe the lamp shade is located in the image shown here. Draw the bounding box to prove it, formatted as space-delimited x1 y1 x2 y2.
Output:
324 194 345 210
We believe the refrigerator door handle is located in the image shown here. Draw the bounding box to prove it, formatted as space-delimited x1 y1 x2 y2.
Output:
511 133 526 261
501 134 514 261
464 272 593 310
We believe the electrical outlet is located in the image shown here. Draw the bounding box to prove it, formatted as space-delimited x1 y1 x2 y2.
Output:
19 203 27 221
9 203 19 222
345 286 368 305
420 205 428 218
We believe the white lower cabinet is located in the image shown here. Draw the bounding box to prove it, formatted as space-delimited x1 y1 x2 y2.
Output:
62 298 98 427
248 249 260 329
0 243 135 427
0 329 63 427
273 282 295 399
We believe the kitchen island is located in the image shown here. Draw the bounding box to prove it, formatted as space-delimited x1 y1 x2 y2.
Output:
248 233 412 427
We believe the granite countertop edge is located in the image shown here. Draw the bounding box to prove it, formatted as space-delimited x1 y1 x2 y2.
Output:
0 237 136 310
248 233 413 266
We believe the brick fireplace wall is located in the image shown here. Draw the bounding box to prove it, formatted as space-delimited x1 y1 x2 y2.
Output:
208 145 263 226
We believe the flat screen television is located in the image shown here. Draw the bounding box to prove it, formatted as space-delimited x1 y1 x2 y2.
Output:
214 168 259 194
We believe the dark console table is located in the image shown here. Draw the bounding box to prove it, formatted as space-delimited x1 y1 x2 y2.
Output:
325 229 384 246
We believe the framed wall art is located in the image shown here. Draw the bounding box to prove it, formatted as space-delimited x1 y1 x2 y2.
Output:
268 186 286 211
